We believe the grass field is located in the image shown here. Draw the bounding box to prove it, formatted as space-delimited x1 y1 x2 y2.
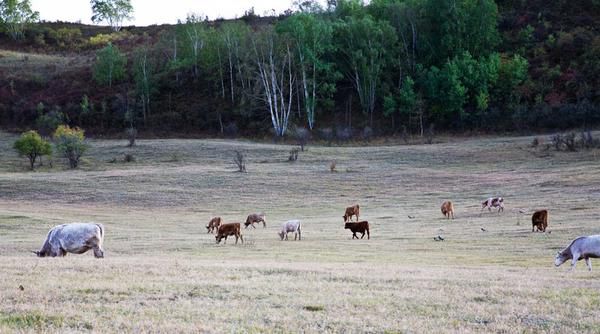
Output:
1 131 600 333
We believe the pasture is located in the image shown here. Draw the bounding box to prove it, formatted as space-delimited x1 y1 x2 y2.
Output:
1 131 600 333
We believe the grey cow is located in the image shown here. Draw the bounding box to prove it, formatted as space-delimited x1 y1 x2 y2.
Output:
278 220 301 241
555 235 600 271
35 223 105 258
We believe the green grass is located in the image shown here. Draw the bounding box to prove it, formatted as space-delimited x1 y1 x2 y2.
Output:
1 131 600 332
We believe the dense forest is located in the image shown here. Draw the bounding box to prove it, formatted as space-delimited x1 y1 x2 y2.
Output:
0 0 599 139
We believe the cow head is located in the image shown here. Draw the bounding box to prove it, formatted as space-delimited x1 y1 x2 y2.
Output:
32 250 45 257
215 235 223 244
554 251 569 267
278 231 285 240
344 223 352 229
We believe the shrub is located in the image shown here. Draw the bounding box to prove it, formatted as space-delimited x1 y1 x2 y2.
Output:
35 107 65 136
13 130 52 170
53 125 87 169
125 127 137 147
233 150 246 172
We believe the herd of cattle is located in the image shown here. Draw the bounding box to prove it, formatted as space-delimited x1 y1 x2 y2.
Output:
31 196 600 271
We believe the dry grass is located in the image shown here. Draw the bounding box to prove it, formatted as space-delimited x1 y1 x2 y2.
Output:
0 49 89 81
1 131 600 333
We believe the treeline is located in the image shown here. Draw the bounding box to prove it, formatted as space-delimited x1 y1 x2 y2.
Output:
1 0 599 138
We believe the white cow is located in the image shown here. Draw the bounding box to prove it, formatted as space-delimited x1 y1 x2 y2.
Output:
35 223 105 258
481 197 504 212
278 220 301 241
555 235 600 271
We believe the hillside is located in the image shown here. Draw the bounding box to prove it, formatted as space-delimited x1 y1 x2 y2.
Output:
0 1 599 138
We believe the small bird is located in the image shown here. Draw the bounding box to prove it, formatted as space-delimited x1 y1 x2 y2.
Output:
408 215 415 219
481 227 487 232
433 235 445 241
518 209 527 214
18 285 24 291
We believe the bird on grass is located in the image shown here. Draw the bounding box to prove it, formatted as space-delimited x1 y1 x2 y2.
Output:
433 235 445 241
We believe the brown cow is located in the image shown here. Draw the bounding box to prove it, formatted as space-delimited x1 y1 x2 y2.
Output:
441 201 455 219
532 210 548 232
206 217 222 233
216 223 244 244
244 213 266 229
343 204 360 222
345 221 370 239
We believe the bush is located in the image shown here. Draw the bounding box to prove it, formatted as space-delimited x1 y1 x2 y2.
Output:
13 130 52 170
233 150 246 172
36 107 65 136
125 127 137 147
53 125 87 169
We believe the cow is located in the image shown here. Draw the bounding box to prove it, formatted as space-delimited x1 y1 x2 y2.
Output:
343 204 360 222
244 213 266 229
532 210 548 232
278 220 301 241
345 221 370 239
555 235 600 271
34 223 104 258
481 197 504 212
206 217 222 233
441 201 455 219
216 223 244 244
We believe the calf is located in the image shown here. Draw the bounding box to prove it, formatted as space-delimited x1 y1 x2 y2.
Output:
481 197 504 212
531 210 548 232
345 221 370 240
35 223 104 258
244 213 266 229
343 204 360 222
441 201 455 219
206 217 222 233
215 223 243 244
555 235 600 271
278 220 301 241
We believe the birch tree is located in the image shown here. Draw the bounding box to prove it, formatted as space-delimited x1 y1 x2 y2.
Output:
253 27 295 137
277 13 334 130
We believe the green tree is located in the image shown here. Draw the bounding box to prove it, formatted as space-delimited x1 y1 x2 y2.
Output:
53 125 87 169
334 15 396 126
133 45 156 126
93 42 127 87
90 0 133 31
13 130 52 170
277 13 336 130
0 0 39 40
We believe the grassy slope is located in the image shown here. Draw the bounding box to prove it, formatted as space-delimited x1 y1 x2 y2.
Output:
1 133 600 332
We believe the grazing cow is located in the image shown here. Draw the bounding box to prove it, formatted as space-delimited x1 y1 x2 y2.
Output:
244 213 266 229
34 223 104 258
531 210 548 232
555 235 600 271
345 221 370 239
278 220 301 241
441 201 455 219
206 217 222 233
481 197 504 212
216 223 244 244
343 204 360 222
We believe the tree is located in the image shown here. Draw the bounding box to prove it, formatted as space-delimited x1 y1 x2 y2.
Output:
334 15 396 127
133 45 156 126
13 130 51 170
277 13 335 130
0 0 39 40
93 42 127 87
252 26 295 137
90 0 133 32
53 125 87 169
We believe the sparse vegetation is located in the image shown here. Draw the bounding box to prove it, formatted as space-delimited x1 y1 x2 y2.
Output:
233 150 246 172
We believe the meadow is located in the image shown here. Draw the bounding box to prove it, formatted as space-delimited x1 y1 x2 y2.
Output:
1 131 600 333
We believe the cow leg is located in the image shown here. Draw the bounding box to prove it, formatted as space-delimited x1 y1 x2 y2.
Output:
352 232 357 239
224 235 228 244
360 231 365 239
294 232 298 241
585 257 592 271
235 235 238 244
240 234 244 244
263 221 266 228
367 229 370 240
569 253 579 271
298 230 301 240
